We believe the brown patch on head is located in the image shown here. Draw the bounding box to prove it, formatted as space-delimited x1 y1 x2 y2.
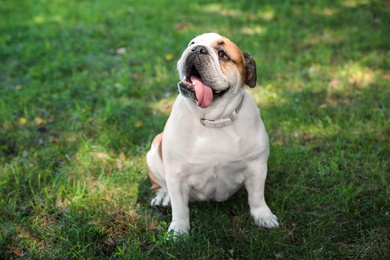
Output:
210 37 257 88
211 38 245 79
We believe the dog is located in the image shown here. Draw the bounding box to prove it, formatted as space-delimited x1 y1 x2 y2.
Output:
146 33 279 236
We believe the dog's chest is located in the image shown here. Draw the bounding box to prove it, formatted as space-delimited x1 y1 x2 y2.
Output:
187 159 247 202
164 96 268 202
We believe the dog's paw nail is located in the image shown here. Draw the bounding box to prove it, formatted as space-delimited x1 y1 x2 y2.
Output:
162 196 170 207
150 193 170 207
168 221 190 238
252 208 279 229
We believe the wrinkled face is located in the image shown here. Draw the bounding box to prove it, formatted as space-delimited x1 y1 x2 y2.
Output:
177 33 257 109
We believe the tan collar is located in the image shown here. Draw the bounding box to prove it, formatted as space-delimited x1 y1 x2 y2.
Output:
200 95 244 128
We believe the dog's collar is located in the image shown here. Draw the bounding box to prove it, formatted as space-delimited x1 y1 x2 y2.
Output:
200 95 244 128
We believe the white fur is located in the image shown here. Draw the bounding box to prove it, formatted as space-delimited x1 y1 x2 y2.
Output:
146 33 279 237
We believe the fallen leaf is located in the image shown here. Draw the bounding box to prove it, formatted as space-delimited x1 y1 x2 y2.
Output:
19 117 27 125
134 121 143 128
165 54 173 61
13 248 23 257
328 79 339 87
273 140 283 146
90 152 110 160
35 117 44 126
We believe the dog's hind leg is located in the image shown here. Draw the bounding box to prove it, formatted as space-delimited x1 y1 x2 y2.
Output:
146 133 170 207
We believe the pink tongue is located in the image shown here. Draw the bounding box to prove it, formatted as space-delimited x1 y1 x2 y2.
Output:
190 76 213 108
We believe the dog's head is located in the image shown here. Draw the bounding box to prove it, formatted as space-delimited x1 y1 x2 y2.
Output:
177 33 257 109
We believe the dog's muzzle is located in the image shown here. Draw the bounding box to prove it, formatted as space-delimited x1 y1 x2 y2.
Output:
178 47 230 108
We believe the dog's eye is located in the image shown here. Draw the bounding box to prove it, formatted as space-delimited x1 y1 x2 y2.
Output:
218 50 229 60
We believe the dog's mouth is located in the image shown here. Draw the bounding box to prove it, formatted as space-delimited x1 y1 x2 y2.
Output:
178 66 230 109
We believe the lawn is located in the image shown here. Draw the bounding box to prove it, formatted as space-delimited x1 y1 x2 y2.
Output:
0 0 389 258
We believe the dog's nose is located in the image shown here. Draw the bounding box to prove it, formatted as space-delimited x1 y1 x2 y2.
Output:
191 45 208 54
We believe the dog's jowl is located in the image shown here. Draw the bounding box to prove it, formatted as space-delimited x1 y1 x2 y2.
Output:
146 33 279 236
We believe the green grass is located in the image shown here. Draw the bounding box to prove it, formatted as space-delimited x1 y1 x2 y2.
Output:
1 0 389 258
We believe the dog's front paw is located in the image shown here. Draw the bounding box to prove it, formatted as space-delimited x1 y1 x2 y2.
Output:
167 219 190 238
150 192 170 207
251 207 279 229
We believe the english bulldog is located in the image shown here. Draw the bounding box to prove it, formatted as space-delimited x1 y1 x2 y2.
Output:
146 33 279 236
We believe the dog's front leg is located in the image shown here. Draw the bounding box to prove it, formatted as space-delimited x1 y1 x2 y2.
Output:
245 162 279 229
166 178 190 236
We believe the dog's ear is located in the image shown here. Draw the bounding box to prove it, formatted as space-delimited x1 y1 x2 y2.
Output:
243 52 257 88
